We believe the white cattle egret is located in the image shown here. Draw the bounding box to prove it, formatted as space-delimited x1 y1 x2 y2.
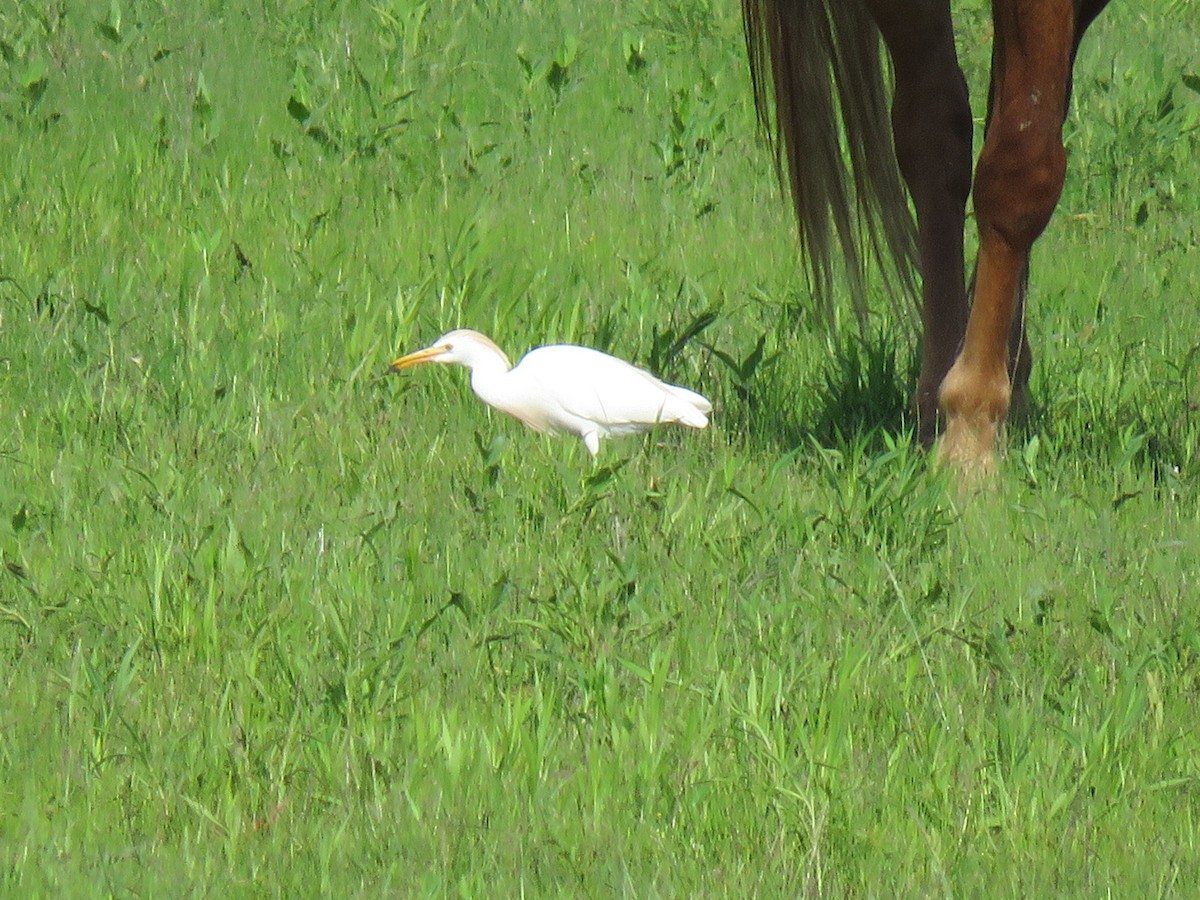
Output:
389 329 711 456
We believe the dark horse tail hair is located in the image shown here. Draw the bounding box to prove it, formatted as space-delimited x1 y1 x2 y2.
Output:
743 0 918 326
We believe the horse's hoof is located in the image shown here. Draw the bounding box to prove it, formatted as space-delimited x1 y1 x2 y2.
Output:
937 417 1000 488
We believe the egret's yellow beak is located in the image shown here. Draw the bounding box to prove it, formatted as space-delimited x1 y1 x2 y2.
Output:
388 345 447 372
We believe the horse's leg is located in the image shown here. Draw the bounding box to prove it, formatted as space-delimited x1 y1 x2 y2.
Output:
1006 259 1033 421
991 0 1110 425
966 255 1034 421
866 0 972 447
938 0 1080 475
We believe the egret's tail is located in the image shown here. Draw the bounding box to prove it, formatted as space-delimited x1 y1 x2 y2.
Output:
664 385 712 429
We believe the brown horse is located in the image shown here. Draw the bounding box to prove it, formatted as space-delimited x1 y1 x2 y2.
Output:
743 0 1110 476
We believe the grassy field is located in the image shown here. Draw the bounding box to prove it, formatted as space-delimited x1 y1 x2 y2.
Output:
3 0 1200 894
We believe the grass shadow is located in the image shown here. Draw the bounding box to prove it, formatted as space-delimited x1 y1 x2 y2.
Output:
804 330 917 451
736 328 917 455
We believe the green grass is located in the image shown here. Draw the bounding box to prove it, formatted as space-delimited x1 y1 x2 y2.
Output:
3 0 1200 894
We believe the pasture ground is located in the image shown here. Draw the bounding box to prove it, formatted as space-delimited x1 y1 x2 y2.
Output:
3 0 1200 894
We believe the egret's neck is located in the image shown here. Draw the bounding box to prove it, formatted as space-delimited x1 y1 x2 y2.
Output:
464 353 513 409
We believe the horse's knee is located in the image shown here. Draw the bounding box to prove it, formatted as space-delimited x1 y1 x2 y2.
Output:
973 106 1067 248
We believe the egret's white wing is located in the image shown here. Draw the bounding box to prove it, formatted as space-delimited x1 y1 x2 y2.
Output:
513 345 710 435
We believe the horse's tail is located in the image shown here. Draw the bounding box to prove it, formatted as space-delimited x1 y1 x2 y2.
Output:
742 0 917 324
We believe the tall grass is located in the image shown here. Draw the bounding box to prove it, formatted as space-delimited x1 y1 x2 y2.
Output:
2 0 1199 894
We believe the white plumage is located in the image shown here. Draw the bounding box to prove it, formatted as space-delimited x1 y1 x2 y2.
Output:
389 329 711 456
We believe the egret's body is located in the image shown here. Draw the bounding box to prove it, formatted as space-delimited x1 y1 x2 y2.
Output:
389 329 711 456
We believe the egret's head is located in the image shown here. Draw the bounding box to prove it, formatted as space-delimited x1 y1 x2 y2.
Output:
389 329 511 372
